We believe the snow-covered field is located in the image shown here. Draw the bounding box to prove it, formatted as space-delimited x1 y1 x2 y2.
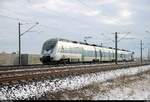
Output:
0 65 150 100
93 72 150 100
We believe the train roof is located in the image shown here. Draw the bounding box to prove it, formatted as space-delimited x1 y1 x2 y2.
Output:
46 38 133 53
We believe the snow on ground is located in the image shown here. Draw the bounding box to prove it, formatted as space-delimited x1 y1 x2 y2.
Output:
93 72 150 100
0 65 150 100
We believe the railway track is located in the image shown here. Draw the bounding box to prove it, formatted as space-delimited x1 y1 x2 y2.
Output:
0 61 138 71
0 61 150 85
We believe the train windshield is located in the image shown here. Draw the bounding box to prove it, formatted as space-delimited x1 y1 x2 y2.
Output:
42 39 57 51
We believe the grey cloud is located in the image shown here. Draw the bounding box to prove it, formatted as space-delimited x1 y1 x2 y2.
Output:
0 0 150 58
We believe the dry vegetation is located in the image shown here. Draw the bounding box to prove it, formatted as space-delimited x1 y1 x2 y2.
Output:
40 71 150 100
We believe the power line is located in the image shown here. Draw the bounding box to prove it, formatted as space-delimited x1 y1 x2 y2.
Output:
18 22 39 65
20 22 39 36
112 32 135 64
0 13 59 34
117 32 131 42
0 8 30 17
0 14 21 21
0 12 63 31
38 24 71 33
101 33 115 42
77 0 96 11
77 0 122 24
0 13 36 23
0 2 100 34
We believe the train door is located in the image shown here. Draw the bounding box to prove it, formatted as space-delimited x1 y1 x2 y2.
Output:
131 53 134 61
99 50 102 61
81 48 85 62
112 51 115 61
94 47 97 60
109 51 111 61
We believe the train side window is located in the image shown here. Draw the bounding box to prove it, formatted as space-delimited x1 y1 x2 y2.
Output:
88 51 90 57
64 48 67 53
65 48 69 53
69 48 71 53
70 48 73 53
120 54 122 58
102 52 103 57
90 51 93 57
84 50 86 56
110 52 112 58
72 48 74 53
86 50 89 57
92 50 95 57
91 51 93 57
89 51 91 57
102 52 105 57
75 48 78 54
89 51 92 57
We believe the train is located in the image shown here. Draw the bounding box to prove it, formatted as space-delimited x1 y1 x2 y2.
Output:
40 38 134 65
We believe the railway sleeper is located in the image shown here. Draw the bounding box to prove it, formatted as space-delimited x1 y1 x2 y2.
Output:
1 62 150 85
58 73 64 78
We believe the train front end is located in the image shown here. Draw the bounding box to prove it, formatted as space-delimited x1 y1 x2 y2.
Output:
40 39 57 64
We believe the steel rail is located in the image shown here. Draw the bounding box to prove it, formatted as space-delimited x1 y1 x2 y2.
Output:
0 61 150 84
0 61 137 71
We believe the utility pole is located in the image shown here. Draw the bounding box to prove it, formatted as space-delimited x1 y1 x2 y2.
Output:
115 32 118 64
18 22 21 65
102 32 131 64
140 40 143 64
18 22 39 65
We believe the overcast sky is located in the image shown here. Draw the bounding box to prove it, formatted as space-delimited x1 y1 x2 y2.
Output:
0 0 150 57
